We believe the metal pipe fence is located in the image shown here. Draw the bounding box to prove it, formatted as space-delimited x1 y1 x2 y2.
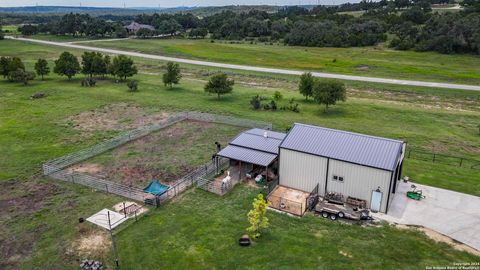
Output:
42 112 272 206
260 179 279 198
196 158 235 196
406 148 480 170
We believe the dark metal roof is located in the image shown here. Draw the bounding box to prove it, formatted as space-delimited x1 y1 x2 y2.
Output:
229 128 286 154
280 123 403 171
217 145 277 167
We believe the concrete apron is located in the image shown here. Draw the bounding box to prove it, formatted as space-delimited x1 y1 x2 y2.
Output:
372 181 480 251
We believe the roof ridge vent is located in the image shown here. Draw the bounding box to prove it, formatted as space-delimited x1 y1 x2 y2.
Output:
263 131 268 138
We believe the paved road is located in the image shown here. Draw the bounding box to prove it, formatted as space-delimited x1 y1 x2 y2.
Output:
7 36 480 91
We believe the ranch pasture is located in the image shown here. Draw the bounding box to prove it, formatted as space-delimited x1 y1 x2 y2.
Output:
0 39 479 269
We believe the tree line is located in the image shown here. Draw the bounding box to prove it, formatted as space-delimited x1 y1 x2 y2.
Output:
0 52 137 85
8 0 480 54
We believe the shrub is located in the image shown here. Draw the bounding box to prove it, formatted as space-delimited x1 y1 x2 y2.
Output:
81 77 96 87
287 98 300 113
272 91 283 101
8 69 35 85
127 80 138 92
270 100 277 111
250 95 262 110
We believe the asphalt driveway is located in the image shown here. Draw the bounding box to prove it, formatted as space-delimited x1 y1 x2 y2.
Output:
376 181 480 251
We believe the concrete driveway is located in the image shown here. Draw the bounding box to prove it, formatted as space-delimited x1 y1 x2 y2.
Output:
375 181 480 251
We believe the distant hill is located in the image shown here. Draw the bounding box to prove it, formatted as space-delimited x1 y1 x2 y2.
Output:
0 5 301 16
0 6 161 15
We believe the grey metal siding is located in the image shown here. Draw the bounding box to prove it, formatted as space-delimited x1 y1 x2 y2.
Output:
326 159 391 213
279 149 328 195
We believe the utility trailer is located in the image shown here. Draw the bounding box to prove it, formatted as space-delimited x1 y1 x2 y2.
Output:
314 193 370 221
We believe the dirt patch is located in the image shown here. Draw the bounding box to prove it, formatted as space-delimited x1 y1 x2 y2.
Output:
0 182 59 217
348 88 480 112
0 233 35 269
354 65 371 71
64 103 170 132
68 120 242 188
0 224 49 269
396 224 480 256
69 163 105 176
67 226 111 259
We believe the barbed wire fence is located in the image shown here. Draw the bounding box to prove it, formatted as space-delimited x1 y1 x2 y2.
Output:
42 111 272 206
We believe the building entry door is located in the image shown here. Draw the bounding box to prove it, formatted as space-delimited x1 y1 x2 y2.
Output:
370 190 382 212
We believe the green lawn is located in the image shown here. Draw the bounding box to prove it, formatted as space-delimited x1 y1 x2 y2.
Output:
2 25 19 35
114 185 478 269
0 39 479 269
89 38 480 85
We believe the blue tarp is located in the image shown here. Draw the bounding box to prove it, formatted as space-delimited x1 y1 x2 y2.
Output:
143 179 169 195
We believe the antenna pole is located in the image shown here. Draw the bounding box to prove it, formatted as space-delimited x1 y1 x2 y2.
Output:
108 211 120 270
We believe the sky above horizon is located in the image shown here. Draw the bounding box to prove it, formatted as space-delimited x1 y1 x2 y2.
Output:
0 0 354 8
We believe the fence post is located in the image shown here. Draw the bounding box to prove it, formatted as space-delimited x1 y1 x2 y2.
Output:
433 153 436 163
105 184 109 193
459 158 463 167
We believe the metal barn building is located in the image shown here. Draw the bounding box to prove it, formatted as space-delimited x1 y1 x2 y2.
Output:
278 123 406 213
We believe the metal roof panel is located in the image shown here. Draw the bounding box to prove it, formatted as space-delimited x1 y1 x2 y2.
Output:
217 145 278 167
280 123 403 171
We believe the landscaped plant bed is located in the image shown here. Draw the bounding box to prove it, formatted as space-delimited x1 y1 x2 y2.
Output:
67 120 244 188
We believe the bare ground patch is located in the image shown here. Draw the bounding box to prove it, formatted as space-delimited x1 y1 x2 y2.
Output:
349 88 480 112
68 120 243 188
0 181 60 218
64 224 111 265
0 180 57 269
64 103 170 133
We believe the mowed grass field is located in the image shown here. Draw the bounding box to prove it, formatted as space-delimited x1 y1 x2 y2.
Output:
0 39 479 268
90 38 480 85
115 185 479 270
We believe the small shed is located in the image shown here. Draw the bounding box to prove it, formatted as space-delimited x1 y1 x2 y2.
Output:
279 123 405 213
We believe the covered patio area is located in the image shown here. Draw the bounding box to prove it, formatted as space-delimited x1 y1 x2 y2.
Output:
200 128 286 195
216 128 285 183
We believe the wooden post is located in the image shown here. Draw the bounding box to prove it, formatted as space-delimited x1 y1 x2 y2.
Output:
433 153 436 162
459 158 463 167
123 202 127 218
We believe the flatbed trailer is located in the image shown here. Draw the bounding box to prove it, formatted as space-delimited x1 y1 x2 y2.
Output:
314 199 370 221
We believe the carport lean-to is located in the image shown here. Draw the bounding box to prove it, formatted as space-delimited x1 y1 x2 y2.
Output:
216 128 286 183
